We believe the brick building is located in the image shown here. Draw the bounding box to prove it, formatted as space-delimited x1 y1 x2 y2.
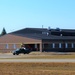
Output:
0 28 75 52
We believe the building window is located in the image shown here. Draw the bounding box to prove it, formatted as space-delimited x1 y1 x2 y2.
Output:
65 43 68 48
42 44 44 49
42 32 47 34
60 34 62 36
71 43 74 48
13 44 16 49
52 43 55 48
6 44 9 49
59 43 62 48
35 44 37 48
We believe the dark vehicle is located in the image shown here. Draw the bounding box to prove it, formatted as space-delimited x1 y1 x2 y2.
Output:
13 48 31 55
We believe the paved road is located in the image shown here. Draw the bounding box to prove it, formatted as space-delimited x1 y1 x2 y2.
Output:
0 53 75 62
0 59 75 62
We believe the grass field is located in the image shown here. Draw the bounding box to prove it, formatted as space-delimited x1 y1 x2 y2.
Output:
12 53 75 59
0 62 75 75
18 54 75 59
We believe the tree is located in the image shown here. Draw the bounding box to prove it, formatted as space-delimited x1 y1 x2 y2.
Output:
1 28 7 36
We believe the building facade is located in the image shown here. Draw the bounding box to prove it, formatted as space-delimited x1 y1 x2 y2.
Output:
0 28 75 52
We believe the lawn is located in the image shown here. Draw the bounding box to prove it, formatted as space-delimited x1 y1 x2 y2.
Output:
0 62 75 75
19 54 75 59
19 52 75 59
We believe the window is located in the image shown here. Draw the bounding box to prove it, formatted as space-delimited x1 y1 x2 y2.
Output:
52 43 55 48
35 44 37 48
13 44 16 49
42 44 44 49
65 43 68 48
42 32 47 34
60 34 62 36
71 43 74 48
6 44 9 49
59 43 62 48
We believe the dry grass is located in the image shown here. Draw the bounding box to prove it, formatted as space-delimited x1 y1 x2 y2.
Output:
1 52 75 59
17 52 75 59
0 62 75 75
16 54 75 59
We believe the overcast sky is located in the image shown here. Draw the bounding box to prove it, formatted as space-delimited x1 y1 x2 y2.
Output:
0 0 75 33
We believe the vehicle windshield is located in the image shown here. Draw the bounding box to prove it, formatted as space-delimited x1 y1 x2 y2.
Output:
15 49 19 51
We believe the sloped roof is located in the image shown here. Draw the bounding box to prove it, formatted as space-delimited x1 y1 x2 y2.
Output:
9 28 75 40
10 33 75 41
10 28 48 34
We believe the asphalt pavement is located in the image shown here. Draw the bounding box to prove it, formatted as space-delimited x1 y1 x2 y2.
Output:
0 53 75 62
0 59 75 62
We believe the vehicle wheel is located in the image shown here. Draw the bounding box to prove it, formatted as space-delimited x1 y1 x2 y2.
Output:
16 53 19 55
13 53 15 55
27 52 29 54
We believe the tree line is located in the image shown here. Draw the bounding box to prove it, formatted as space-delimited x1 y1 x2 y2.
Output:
0 28 7 36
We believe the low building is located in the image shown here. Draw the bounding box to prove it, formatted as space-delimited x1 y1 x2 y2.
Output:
0 28 75 52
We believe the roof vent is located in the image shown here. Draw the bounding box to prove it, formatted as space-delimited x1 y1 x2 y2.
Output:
56 27 60 31
48 27 51 31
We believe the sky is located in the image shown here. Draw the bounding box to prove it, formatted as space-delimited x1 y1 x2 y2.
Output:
0 0 75 33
